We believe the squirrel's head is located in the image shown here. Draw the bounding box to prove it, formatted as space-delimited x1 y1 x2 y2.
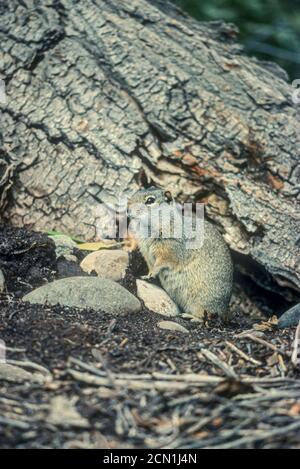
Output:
127 187 173 219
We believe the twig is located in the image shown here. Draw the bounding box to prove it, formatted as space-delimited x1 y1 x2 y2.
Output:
0 416 30 430
239 333 287 356
291 321 300 366
68 366 299 390
70 360 225 384
209 420 300 449
7 359 52 378
69 357 151 380
5 347 26 353
200 349 237 378
0 396 49 410
151 372 222 383
225 341 262 366
233 389 300 403
88 351 116 387
68 369 223 390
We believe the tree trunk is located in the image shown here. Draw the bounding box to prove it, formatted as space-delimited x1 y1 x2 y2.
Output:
0 0 299 297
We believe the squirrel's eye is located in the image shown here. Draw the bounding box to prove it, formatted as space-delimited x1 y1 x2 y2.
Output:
145 196 156 205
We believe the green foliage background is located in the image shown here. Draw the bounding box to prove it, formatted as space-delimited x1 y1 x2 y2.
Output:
173 0 300 79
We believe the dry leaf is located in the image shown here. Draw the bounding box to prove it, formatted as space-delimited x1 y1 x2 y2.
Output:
212 417 223 428
288 402 300 417
77 240 121 251
214 378 254 397
267 353 279 367
253 316 278 331
194 431 210 439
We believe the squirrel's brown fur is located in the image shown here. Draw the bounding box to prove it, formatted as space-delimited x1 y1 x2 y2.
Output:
128 187 233 321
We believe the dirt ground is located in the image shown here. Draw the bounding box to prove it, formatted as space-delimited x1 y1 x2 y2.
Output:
0 224 299 449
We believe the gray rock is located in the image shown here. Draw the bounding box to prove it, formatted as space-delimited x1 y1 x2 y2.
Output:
80 250 129 281
0 269 5 292
23 277 141 315
157 321 189 333
50 234 77 259
136 279 179 317
278 303 300 328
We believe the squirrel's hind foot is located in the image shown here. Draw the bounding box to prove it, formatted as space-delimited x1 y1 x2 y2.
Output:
181 313 203 323
181 307 216 323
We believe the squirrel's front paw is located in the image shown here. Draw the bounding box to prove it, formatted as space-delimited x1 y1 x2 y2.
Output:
141 272 154 280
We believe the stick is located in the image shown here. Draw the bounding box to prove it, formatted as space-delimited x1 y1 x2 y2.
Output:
291 321 300 366
225 341 262 366
68 369 223 390
7 359 52 377
239 334 287 356
209 420 300 449
0 416 30 430
200 349 237 378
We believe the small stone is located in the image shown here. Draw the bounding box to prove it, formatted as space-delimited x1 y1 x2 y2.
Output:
23 277 141 315
0 363 45 384
157 321 189 333
0 269 5 292
80 250 129 281
50 234 77 259
278 303 300 328
63 254 78 263
136 279 179 317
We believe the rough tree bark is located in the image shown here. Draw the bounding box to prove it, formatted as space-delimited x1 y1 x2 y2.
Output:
0 0 299 297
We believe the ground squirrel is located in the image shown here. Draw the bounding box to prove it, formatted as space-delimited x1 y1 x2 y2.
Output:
128 187 233 322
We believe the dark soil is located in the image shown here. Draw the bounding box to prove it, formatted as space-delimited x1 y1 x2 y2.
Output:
0 224 299 449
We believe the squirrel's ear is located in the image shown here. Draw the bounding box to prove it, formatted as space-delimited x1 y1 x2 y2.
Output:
164 190 172 203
